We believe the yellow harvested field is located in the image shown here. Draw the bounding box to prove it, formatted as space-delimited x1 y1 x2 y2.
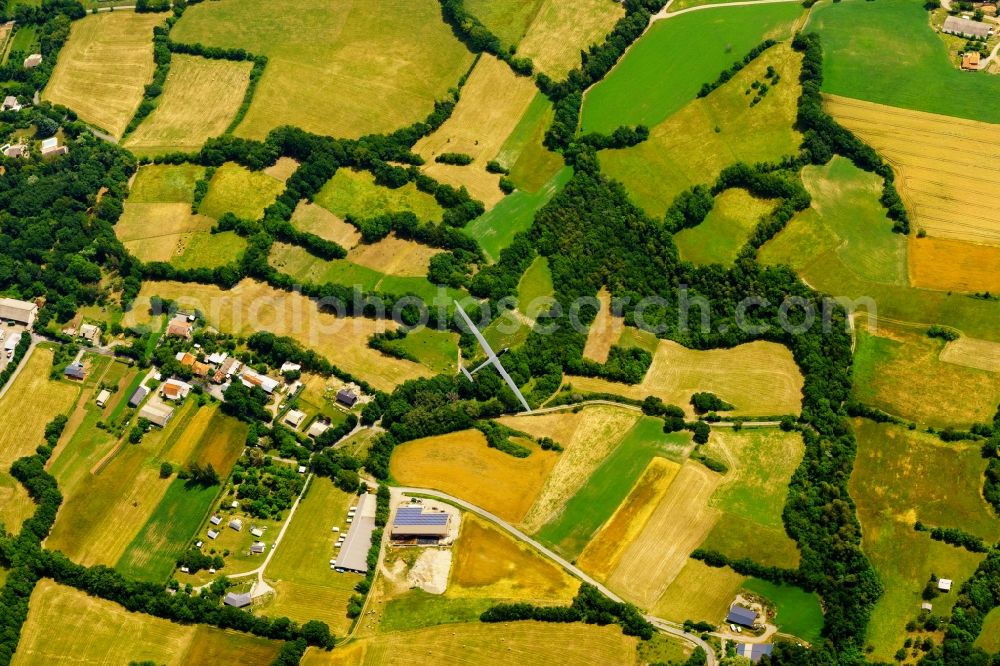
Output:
302 643 368 666
290 202 361 249
653 559 747 624
359 621 638 666
124 55 252 154
116 203 216 263
908 236 1000 293
348 235 443 277
577 458 681 581
264 157 300 181
518 0 625 79
123 280 429 391
14 580 279 666
582 288 624 363
43 12 165 138
607 461 722 608
568 340 803 417
389 429 558 524
449 515 577 602
825 94 1000 245
415 55 538 207
939 336 1000 373
498 405 641 531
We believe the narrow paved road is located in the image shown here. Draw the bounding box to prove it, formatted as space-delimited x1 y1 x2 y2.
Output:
0 335 37 402
654 0 805 21
396 486 718 665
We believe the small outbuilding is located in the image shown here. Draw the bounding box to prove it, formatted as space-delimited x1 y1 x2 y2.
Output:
736 643 774 664
284 409 306 429
128 385 149 408
229 518 243 532
250 527 264 538
2 95 20 112
307 420 329 439
207 529 220 540
209 515 222 526
223 592 252 608
96 389 111 407
64 363 86 381
726 604 758 628
336 388 358 408
250 542 265 554
938 578 953 592
39 137 67 158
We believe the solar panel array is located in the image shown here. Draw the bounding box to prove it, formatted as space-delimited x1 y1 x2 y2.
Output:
394 507 449 526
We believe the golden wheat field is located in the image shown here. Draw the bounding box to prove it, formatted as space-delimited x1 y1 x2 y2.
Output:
517 0 625 79
414 55 538 207
347 235 443 277
653 559 747 624
908 236 1000 293
290 202 362 249
825 94 1000 245
497 405 642 531
43 12 165 138
116 203 217 263
567 340 804 417
606 461 723 608
388 430 559 524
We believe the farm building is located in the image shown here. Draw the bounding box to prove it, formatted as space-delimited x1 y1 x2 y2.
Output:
922 602 933 611
166 317 193 339
229 518 243 532
336 388 358 407
335 493 377 574
95 390 110 407
209 515 222 526
250 527 264 537
736 643 774 664
191 361 210 377
962 51 981 70
213 357 241 383
161 379 192 401
4 333 21 354
176 352 196 366
938 578 953 592
207 529 220 539
390 505 451 542
2 143 26 158
2 95 20 111
23 53 41 68
284 409 306 428
726 604 758 628
127 385 148 407
64 363 86 381
208 351 228 365
0 297 37 326
40 137 67 158
78 323 100 343
307 419 329 439
138 399 174 428
241 369 279 394
279 362 301 374
223 592 252 608
250 542 265 554
943 16 992 38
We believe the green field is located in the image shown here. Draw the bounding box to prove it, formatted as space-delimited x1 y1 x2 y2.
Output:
198 163 286 220
314 168 443 223
171 0 473 139
976 607 1000 652
582 3 804 133
517 256 554 320
128 164 205 203
116 478 221 583
173 231 246 270
600 42 802 217
380 589 495 633
467 165 572 262
850 420 1000 661
8 25 37 54
535 418 691 558
742 578 824 644
465 0 544 48
494 93 564 193
810 0 1000 123
674 189 777 266
386 328 459 374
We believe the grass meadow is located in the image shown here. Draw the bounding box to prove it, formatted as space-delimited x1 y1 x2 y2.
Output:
600 43 803 217
976 608 1000 652
465 0 545 48
116 203 217 263
654 558 746 624
494 92 564 193
743 578 824 644
850 419 1000 661
124 55 252 155
674 189 778 266
516 0 624 79
314 168 443 224
810 0 1000 123
386 328 458 375
172 230 246 270
128 163 205 203
289 202 362 248
42 12 164 137
583 3 804 133
171 0 473 139
198 162 288 221
13 581 281 666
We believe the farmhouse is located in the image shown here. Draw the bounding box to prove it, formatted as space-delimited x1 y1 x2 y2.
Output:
166 317 193 339
138 399 174 428
390 505 451 542
962 51 981 70
726 604 758 628
161 379 192 401
191 361 210 377
213 357 241 383
207 352 228 365
736 643 774 663
40 137 68 158
23 53 41 68
78 323 100 343
336 388 358 408
335 493 377 574
307 419 329 439
0 297 37 326
284 409 306 428
63 363 86 381
2 96 21 112
127 385 148 408
95 389 110 407
943 16 992 38
223 592 252 608
240 369 279 394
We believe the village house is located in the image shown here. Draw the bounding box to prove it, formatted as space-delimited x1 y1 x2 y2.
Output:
1 143 26 158
78 323 100 344
138 399 174 428
166 317 193 339
2 96 21 112
284 409 306 429
40 137 68 158
161 379 193 401
63 363 86 381
962 51 981 70
213 356 241 383
229 518 243 532
95 389 110 407
307 419 329 439
336 388 358 408
240 368 279 394
23 53 41 69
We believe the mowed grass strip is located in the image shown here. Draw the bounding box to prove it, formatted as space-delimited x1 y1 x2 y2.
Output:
198 162 288 221
810 0 1000 123
124 55 252 155
824 94 1000 245
13 580 281 666
849 420 1000 661
389 429 558 524
497 405 641 532
414 55 538 207
583 3 804 133
909 236 1000 294
517 0 624 79
674 189 778 266
742 578 824 645
263 477 358 634
600 42 803 217
567 339 804 418
607 461 723 609
852 322 1000 427
448 515 577 603
577 457 681 581
171 0 473 139
465 0 545 48
42 12 165 138
124 280 430 392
